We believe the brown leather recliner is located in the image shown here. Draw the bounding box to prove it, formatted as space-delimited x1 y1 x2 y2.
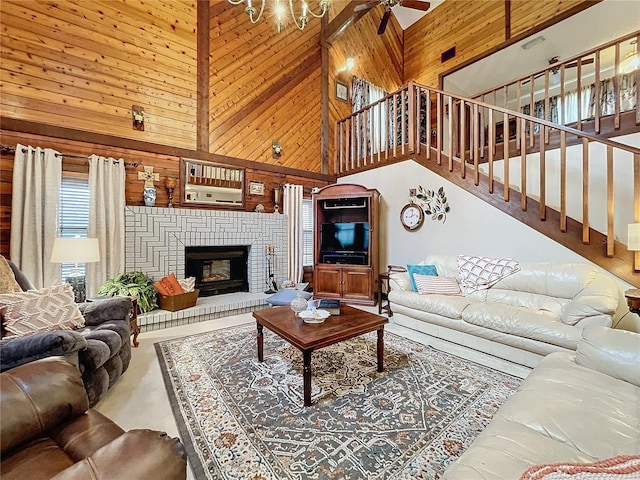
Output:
1 357 187 480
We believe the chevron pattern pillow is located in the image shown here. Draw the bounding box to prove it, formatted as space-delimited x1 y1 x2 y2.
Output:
457 255 521 293
0 284 85 338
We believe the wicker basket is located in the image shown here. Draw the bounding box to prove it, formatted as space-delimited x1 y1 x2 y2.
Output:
158 289 199 312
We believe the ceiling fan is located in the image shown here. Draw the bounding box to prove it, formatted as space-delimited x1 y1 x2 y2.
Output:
354 0 431 35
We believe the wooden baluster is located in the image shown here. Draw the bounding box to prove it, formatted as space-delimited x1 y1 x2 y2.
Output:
349 117 354 170
528 74 534 149
392 94 397 158
576 59 582 130
614 42 621 130
544 70 550 145
408 83 416 154
377 101 382 163
560 64 566 126
521 117 527 211
582 138 590 244
355 114 360 168
448 96 454 172
503 110 510 202
606 145 614 257
460 100 466 179
560 130 567 232
594 50 601 134
364 108 370 166
401 90 407 155
416 87 421 156
426 90 432 160
539 126 546 221
385 98 390 160
488 108 494 193
634 153 640 270
474 104 480 185
516 80 521 148
437 93 442 165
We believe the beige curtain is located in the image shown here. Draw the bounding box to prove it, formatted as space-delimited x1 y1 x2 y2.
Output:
283 184 304 283
86 155 126 297
9 144 62 288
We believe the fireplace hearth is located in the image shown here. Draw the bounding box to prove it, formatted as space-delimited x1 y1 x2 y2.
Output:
185 246 249 297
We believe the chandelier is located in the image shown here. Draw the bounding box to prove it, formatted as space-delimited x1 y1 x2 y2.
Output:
227 0 330 32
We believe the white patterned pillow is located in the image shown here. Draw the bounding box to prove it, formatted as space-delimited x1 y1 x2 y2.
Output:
178 277 196 293
457 255 520 293
414 274 461 296
0 284 85 338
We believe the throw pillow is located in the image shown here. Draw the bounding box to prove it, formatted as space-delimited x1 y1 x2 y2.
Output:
519 455 640 480
406 264 438 292
0 255 21 294
0 284 85 338
457 255 520 294
414 274 461 296
178 277 196 293
266 289 312 307
155 273 184 296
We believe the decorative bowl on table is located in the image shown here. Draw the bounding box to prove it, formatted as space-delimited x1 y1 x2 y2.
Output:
299 309 331 324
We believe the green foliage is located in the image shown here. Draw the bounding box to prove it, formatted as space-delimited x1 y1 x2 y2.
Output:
98 271 158 313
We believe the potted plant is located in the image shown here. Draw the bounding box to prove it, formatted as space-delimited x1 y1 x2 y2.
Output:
98 271 158 313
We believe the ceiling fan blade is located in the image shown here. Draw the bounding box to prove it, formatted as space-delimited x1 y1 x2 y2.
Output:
354 1 380 12
378 9 391 35
400 0 431 11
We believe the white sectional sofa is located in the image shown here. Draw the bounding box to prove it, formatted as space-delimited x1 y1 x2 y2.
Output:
388 255 620 367
442 326 640 479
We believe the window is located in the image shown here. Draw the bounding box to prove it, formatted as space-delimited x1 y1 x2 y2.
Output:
302 199 314 266
58 176 90 279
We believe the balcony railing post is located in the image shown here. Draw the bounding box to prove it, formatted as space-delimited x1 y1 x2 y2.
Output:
408 81 416 153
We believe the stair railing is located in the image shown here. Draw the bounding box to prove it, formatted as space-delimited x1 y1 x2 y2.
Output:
334 81 640 276
469 30 640 135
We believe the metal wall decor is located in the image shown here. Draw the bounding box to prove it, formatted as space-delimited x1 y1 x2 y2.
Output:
409 186 451 224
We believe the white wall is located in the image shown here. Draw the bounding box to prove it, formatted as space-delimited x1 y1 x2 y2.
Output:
339 160 639 331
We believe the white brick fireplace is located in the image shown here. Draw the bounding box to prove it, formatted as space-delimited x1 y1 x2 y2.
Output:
124 206 287 292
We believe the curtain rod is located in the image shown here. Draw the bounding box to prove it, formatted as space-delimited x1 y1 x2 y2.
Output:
0 145 139 167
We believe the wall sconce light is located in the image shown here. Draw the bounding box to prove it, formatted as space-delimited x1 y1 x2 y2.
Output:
272 140 282 159
132 105 145 131
628 223 640 271
273 186 282 214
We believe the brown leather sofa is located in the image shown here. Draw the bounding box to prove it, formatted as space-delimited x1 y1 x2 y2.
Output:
1 357 187 480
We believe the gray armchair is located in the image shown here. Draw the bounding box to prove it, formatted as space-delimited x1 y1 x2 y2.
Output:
0 259 132 407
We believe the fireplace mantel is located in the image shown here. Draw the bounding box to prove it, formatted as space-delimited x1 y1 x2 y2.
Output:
124 206 287 295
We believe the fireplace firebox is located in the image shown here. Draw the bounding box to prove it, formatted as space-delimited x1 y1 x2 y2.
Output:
185 246 249 297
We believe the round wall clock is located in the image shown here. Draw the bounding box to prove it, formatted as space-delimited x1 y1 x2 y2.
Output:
400 203 424 231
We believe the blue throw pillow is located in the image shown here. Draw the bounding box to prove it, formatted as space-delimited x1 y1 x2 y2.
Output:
407 264 438 292
266 289 313 306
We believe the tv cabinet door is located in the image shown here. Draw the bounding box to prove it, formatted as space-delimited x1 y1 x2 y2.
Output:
314 266 342 297
343 267 373 301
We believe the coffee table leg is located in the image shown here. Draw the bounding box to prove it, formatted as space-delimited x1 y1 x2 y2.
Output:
257 322 264 362
377 327 384 372
303 349 312 407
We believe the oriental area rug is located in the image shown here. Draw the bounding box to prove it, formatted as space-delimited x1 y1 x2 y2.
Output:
155 323 522 480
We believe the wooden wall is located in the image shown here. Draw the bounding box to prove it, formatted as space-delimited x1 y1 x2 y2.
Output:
0 128 331 257
209 2 323 172
404 0 598 87
0 0 198 149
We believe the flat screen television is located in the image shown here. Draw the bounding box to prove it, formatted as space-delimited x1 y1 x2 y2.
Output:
320 222 369 252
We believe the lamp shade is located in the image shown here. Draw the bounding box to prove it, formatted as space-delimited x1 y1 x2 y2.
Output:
628 223 640 251
50 237 101 263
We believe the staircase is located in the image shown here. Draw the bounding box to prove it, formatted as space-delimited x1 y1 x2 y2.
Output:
334 68 640 286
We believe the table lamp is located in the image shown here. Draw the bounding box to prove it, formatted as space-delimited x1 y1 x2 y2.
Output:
50 237 101 302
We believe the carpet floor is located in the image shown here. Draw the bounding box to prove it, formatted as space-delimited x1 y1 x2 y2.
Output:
155 322 522 480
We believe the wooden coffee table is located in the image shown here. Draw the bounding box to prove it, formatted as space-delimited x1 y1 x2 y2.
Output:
253 305 389 407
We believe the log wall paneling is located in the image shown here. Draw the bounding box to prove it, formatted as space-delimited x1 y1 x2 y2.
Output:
0 1 198 149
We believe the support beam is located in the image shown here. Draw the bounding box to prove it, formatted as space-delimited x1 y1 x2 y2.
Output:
324 1 373 45
321 14 329 174
196 0 210 153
